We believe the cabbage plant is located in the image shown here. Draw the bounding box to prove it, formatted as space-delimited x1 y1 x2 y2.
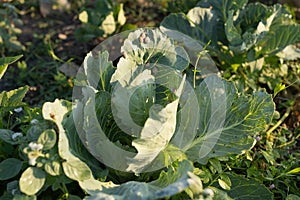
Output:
62 27 275 199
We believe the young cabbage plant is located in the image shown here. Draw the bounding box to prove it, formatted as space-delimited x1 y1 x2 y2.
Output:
68 28 274 199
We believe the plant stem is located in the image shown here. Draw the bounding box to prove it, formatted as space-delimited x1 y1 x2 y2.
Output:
266 107 292 140
61 183 69 196
193 41 211 88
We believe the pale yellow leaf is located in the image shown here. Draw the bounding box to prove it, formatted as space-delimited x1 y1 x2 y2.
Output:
79 10 88 23
118 4 126 26
101 12 116 36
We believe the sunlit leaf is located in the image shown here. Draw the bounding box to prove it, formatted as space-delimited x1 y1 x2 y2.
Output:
79 11 88 23
0 55 22 79
273 83 285 97
19 167 46 196
62 159 92 181
37 129 57 150
218 179 231 190
44 160 61 176
117 4 126 26
286 167 300 175
101 12 116 36
0 86 28 109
